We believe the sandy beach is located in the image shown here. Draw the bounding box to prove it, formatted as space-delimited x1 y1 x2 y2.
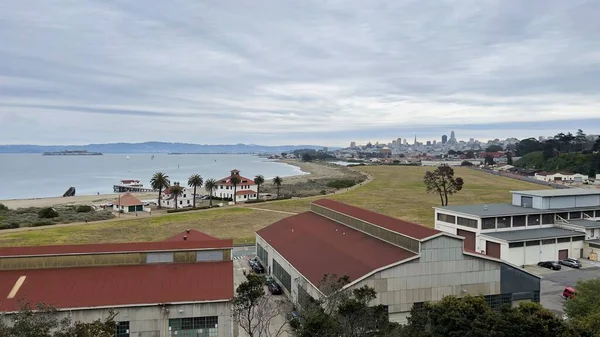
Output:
0 160 359 209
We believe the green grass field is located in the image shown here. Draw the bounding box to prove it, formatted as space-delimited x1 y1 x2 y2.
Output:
0 166 548 247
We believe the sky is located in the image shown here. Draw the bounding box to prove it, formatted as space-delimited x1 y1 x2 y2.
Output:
1 0 599 147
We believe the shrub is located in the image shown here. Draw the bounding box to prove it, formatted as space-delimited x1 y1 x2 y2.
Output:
245 199 266 204
461 161 474 166
0 203 8 212
38 207 59 219
166 206 211 213
320 190 327 195
76 205 93 213
326 179 356 189
32 220 54 227
0 222 20 230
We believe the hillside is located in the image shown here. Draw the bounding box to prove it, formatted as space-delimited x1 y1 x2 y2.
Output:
515 151 600 176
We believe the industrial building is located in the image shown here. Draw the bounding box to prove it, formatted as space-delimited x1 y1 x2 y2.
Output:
256 199 540 324
434 189 600 266
0 230 233 337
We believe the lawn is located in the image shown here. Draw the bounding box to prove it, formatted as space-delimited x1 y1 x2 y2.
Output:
0 207 288 247
251 166 550 226
0 166 548 247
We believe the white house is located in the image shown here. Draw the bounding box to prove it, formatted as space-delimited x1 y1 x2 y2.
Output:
534 172 589 183
159 184 196 209
434 189 600 267
215 169 258 203
112 193 146 213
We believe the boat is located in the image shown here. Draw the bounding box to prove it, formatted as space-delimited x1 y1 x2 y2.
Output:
126 156 130 160
113 180 154 193
42 150 102 156
151 155 155 160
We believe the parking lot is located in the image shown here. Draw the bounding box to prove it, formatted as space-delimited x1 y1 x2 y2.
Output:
525 260 600 316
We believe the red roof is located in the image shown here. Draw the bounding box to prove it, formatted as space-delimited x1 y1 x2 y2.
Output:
113 193 143 206
164 229 221 242
0 261 233 312
0 239 233 257
216 171 255 186
257 212 416 286
312 199 440 240
236 190 256 195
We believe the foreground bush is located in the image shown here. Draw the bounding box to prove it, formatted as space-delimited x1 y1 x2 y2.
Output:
38 207 59 219
0 203 8 212
166 206 211 213
0 206 114 229
244 199 266 204
75 205 93 213
326 179 356 189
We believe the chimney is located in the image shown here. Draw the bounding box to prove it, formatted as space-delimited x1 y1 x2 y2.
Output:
186 229 190 233
183 235 187 241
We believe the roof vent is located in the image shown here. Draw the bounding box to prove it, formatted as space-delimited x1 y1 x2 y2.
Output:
183 235 187 241
186 229 190 233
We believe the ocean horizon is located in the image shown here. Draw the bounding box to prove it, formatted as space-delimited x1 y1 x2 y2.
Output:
0 153 306 200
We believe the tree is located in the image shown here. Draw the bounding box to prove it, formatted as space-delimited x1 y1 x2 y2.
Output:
464 151 475 159
485 145 503 152
593 136 600 152
564 277 600 335
302 153 313 162
168 183 184 209
150 172 170 209
230 175 241 204
423 166 464 206
460 161 473 166
204 178 217 207
272 176 283 199
575 129 587 152
484 155 495 166
516 138 544 156
254 175 265 200
187 174 203 207
233 274 290 337
507 153 513 165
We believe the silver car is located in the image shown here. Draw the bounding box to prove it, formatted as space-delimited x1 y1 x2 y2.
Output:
559 258 581 268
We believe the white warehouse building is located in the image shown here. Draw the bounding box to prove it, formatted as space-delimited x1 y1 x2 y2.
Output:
434 189 600 267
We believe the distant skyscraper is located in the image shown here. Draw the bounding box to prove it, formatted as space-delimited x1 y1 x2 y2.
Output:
450 131 456 142
414 135 417 145
442 135 448 144
350 141 356 148
426 141 431 146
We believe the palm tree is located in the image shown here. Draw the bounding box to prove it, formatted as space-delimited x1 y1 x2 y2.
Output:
272 176 283 199
150 172 170 209
187 174 203 207
169 184 184 209
204 178 217 207
254 175 265 200
230 175 241 204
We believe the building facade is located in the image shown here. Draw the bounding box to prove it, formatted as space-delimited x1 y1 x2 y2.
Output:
160 185 196 209
534 172 589 183
256 199 540 324
113 193 147 213
434 189 600 266
215 169 258 202
0 230 234 337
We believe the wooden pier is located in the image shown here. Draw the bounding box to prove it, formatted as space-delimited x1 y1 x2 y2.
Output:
113 185 156 193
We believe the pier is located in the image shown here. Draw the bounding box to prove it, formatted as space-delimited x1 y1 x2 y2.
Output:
113 185 156 193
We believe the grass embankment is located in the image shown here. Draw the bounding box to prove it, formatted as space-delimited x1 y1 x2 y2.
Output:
0 166 548 247
0 205 114 229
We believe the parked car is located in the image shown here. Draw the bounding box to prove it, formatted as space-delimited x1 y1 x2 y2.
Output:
537 261 561 270
563 287 576 299
201 195 210 200
248 258 264 273
264 275 276 285
268 282 283 295
559 258 582 268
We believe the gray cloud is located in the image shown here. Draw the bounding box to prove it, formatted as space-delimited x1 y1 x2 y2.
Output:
0 0 599 146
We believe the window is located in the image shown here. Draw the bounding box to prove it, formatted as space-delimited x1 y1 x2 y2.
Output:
542 213 555 225
457 217 478 228
183 194 186 198
557 212 568 221
437 213 456 224
257 243 269 268
484 294 512 310
542 239 555 245
482 218 496 230
513 215 526 227
569 212 582 219
169 317 218 337
509 242 524 248
521 196 533 208
179 200 182 205
572 236 585 242
497 216 511 228
527 214 540 226
557 237 570 243
196 251 224 261
526 240 539 246
116 321 129 337
272 260 291 292
590 242 600 249
146 252 174 263
596 210 600 217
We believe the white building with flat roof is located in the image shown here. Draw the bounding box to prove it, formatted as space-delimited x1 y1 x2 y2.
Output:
434 189 600 267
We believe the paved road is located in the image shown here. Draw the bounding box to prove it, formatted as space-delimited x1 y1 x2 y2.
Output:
233 245 256 260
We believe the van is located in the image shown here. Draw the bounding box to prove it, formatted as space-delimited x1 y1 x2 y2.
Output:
563 287 576 299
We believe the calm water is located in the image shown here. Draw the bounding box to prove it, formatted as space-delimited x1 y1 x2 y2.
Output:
0 154 306 199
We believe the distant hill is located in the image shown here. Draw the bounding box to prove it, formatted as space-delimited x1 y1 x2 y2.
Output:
0 142 336 154
515 151 600 176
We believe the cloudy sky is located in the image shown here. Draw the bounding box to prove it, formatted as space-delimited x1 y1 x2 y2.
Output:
1 0 599 147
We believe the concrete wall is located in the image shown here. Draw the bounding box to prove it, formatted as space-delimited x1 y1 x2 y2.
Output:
351 236 501 324
501 240 584 266
2 301 232 337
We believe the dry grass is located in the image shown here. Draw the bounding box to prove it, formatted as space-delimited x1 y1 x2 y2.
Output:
0 166 549 246
252 166 550 226
0 207 288 247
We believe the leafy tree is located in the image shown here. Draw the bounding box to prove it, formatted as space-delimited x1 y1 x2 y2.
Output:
204 178 217 207
0 203 8 212
150 172 170 209
423 166 464 206
254 175 265 200
168 184 184 210
272 176 283 199
516 138 545 156
464 151 475 159
187 174 203 207
230 174 241 204
575 129 587 152
302 153 313 162
564 277 600 335
507 153 513 165
232 274 290 337
485 145 503 152
38 207 59 219
484 155 495 166
593 136 600 152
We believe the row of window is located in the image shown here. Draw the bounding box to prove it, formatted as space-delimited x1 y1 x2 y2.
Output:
508 236 585 248
272 260 292 292
219 185 252 189
257 243 268 268
590 242 600 249
441 210 600 230
116 322 129 337
169 316 219 331
437 213 477 229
